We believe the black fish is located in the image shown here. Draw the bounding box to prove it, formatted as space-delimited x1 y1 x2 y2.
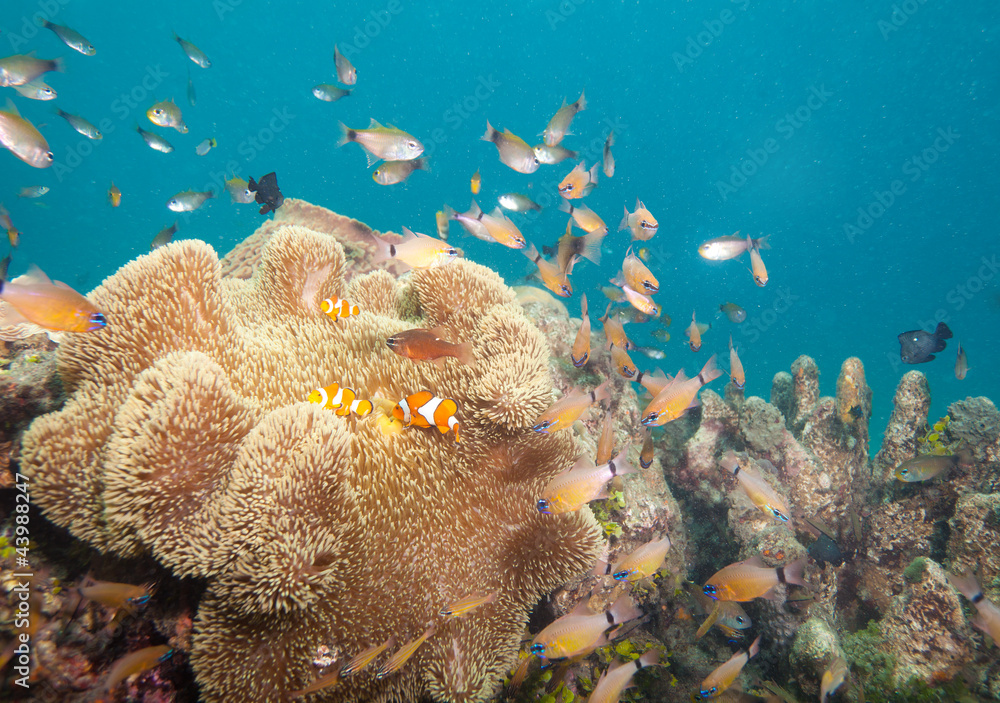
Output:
808 532 844 567
248 172 284 215
898 322 952 364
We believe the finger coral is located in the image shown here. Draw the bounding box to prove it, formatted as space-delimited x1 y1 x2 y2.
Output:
20 210 603 702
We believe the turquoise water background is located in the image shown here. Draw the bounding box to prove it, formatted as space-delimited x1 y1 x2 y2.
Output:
2 0 998 447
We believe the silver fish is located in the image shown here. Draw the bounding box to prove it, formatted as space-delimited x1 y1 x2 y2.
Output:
167 189 214 212
56 108 102 140
173 33 211 68
136 126 173 153
41 20 96 56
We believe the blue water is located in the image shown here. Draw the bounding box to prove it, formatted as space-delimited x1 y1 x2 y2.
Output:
2 0 998 446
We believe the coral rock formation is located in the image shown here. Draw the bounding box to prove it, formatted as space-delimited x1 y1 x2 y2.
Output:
872 371 931 485
20 216 603 702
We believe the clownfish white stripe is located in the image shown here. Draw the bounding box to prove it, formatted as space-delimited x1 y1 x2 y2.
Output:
417 396 444 426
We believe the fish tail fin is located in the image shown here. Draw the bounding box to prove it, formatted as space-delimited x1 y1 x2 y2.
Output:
608 594 642 624
747 635 762 660
577 228 606 266
580 293 588 318
781 558 809 588
558 199 573 215
522 242 540 263
609 442 637 476
755 234 772 250
719 451 740 475
592 378 612 406
947 570 982 601
453 341 476 367
37 17 52 29
443 204 457 221
413 157 429 173
697 354 723 385
576 89 587 111
637 649 660 668
337 122 355 147
369 232 394 266
618 204 630 231
935 322 953 340
481 120 499 143
587 162 600 185
50 57 65 74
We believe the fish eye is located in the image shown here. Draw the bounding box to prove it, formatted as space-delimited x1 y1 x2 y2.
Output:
560 285 571 296
736 616 745 624
536 499 550 513
702 584 718 600
530 643 545 655
612 570 629 581
44 151 54 161
154 108 163 115
900 468 909 475
533 157 539 164
446 248 458 256
407 140 418 149
373 169 381 176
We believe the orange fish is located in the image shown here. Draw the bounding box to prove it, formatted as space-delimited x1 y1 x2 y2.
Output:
596 412 615 465
482 121 539 174
523 243 573 297
692 636 761 700
371 227 459 270
606 536 671 583
685 311 710 352
641 355 722 427
386 327 475 366
601 305 632 350
440 591 497 618
639 428 654 469
620 246 658 294
703 555 808 602
392 391 460 442
619 199 658 241
107 181 121 207
948 571 1000 645
0 259 107 332
307 383 373 417
435 210 449 240
557 221 605 272
616 283 660 319
376 625 437 678
543 90 586 146
610 344 639 380
571 294 591 368
748 236 768 286
340 637 395 677
320 295 360 320
470 169 481 194
478 207 526 249
106 645 173 694
558 161 599 199
529 593 641 660
532 379 611 434
560 200 606 233
589 650 660 703
729 336 745 389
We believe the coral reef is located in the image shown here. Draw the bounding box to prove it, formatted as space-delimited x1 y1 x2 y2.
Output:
872 371 931 485
789 616 845 698
18 216 604 702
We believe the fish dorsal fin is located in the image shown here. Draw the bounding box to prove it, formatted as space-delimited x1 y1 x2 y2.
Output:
489 206 505 219
672 369 690 385
24 264 52 286
568 595 594 617
568 455 594 473
368 118 384 130
743 555 767 569
53 280 74 291
3 98 20 117
400 227 419 241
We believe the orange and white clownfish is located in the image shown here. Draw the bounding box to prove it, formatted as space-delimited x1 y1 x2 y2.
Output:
320 295 360 321
307 383 373 417
392 390 460 442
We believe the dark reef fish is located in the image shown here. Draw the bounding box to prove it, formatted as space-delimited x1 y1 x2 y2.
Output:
248 172 284 215
898 321 952 364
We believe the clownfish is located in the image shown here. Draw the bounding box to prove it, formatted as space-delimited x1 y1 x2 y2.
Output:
571 293 591 367
320 295 360 321
307 383 373 417
691 636 761 700
392 391 460 442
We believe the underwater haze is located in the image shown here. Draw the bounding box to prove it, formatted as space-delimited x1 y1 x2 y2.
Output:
1 0 998 442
